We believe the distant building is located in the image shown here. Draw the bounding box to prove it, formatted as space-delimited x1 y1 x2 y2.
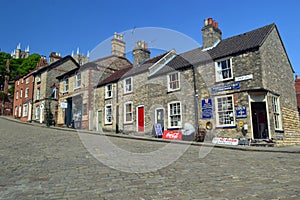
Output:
11 43 30 59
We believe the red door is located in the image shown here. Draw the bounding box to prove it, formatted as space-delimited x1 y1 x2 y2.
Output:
137 107 144 132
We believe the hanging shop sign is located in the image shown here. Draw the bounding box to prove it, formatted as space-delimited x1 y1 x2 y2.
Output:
162 130 182 140
211 82 240 93
235 106 247 118
201 98 213 119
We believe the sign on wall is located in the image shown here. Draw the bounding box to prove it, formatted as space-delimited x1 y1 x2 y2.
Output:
235 106 247 118
211 82 240 93
201 98 213 119
60 102 68 108
235 74 253 82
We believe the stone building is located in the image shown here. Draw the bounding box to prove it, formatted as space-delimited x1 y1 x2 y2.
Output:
57 32 132 130
11 43 30 59
295 75 300 119
31 54 80 124
93 18 300 145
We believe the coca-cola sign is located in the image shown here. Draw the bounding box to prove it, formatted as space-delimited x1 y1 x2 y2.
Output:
163 130 182 140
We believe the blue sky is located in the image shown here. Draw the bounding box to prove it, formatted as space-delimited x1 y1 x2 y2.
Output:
1 0 300 75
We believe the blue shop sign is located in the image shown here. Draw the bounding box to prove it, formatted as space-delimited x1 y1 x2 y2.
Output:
201 98 213 119
211 82 240 93
236 106 247 118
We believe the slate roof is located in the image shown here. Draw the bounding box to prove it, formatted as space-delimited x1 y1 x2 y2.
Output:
150 23 276 77
208 23 275 59
97 67 132 87
121 51 169 78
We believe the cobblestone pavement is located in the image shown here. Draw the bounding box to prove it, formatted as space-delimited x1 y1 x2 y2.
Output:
0 118 300 200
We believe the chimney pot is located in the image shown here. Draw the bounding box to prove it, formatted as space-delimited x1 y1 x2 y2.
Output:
208 18 213 25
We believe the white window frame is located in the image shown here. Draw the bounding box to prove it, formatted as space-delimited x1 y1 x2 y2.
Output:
168 72 180 92
75 73 81 89
25 88 29 98
124 102 133 123
272 95 283 130
14 106 18 116
105 84 113 99
124 77 132 94
18 106 22 117
168 101 182 128
51 87 57 99
23 104 28 117
16 91 18 100
63 78 69 93
17 80 19 86
105 104 113 124
20 89 23 98
35 106 40 120
215 58 233 82
215 94 235 127
37 88 40 100
25 77 29 84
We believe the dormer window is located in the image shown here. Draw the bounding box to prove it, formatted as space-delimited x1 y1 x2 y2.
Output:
215 58 233 82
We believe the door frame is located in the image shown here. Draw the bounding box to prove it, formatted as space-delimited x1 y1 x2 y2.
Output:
155 108 165 130
97 109 102 132
136 105 145 132
249 93 271 139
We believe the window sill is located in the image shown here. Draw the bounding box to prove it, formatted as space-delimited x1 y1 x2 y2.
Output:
275 129 284 133
215 78 234 83
104 123 113 126
216 125 237 129
105 96 113 100
167 88 181 93
124 122 133 125
123 92 133 96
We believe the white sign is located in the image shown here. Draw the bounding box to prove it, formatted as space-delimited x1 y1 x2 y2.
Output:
60 102 68 108
212 137 239 145
235 74 253 82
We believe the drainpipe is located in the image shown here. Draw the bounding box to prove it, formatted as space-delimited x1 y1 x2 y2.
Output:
30 75 35 123
115 82 119 133
191 65 199 135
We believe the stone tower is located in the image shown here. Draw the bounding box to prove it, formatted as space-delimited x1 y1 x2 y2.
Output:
11 43 30 59
72 48 89 66
132 40 150 65
202 18 222 49
111 32 125 57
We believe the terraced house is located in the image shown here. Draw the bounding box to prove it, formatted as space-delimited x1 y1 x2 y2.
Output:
57 32 132 130
93 18 300 145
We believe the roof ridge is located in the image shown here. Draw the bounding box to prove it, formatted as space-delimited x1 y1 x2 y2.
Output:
222 23 275 42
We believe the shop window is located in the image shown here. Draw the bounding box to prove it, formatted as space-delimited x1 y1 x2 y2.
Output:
215 95 235 127
124 77 132 94
272 96 282 130
105 84 113 98
168 101 181 128
168 72 180 91
105 104 112 124
124 102 133 123
215 58 233 82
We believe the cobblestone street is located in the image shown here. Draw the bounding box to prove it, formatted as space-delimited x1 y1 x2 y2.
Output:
0 117 300 200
